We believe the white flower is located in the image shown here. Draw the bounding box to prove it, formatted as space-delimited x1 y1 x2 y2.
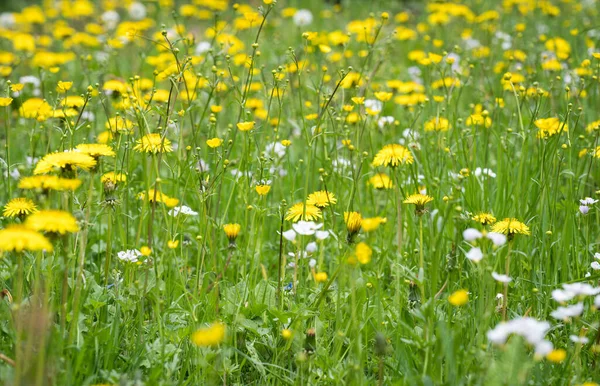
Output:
117 249 142 263
492 272 512 283
292 221 323 236
534 340 553 356
20 76 41 87
168 205 199 217
580 205 590 215
0 12 15 29
591 262 600 270
463 228 482 242
308 259 316 268
580 197 598 205
474 167 497 178
551 303 584 320
570 335 589 344
282 229 296 242
364 99 383 114
306 242 318 253
487 232 507 246
595 294 600 309
265 142 287 158
101 10 120 29
128 2 147 20
595 252 600 260
315 230 330 240
466 247 483 263
293 9 313 26
487 317 551 354
377 116 395 128
195 41 212 55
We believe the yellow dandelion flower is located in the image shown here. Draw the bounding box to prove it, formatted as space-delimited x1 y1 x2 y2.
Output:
472 212 496 225
546 349 566 363
3 198 38 218
404 194 433 208
355 242 372 264
361 216 386 232
285 203 322 222
372 144 414 167
344 211 363 235
0 97 13 107
191 322 226 347
25 210 79 235
306 190 337 208
314 272 328 283
368 173 393 189
223 223 241 242
490 218 530 236
448 289 469 306
75 144 115 158
34 152 97 175
134 133 173 154
19 175 82 191
0 225 53 253
101 172 127 184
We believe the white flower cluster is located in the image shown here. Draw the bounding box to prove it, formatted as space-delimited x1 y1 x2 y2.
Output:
117 249 142 263
462 228 506 263
487 317 552 356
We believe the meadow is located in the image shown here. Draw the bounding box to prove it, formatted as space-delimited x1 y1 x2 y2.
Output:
0 0 599 384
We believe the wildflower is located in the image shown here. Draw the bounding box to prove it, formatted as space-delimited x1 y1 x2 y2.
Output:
492 272 512 283
306 190 336 208
223 223 241 243
3 198 38 218
472 212 496 225
372 144 414 167
552 283 600 302
551 303 584 320
168 205 198 217
368 173 393 189
361 217 386 232
134 133 173 153
25 210 79 235
424 117 450 132
403 193 433 215
292 221 323 236
448 289 469 306
18 175 82 191
75 144 115 158
167 240 179 249
293 9 313 26
0 97 13 106
285 203 322 222
255 185 271 195
101 172 126 189
237 121 255 131
487 317 552 355
34 152 97 175
117 249 142 263
140 246 152 256
466 247 483 263
282 329 293 340
355 242 372 264
569 335 589 344
535 117 568 138
56 81 73 92
191 322 226 347
0 225 53 253
344 211 362 241
314 272 328 283
206 138 223 148
546 349 567 363
491 218 530 237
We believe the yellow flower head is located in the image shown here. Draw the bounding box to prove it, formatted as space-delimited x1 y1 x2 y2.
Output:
191 322 226 347
472 212 496 225
206 138 223 148
285 203 322 222
344 211 363 235
546 349 566 363
361 216 386 232
57 80 73 92
355 242 372 264
3 198 38 218
534 117 568 138
0 225 53 253
19 175 82 191
134 133 173 154
101 172 127 184
237 121 255 131
448 289 469 306
255 185 271 196
223 223 241 242
372 144 414 167
368 173 393 189
25 210 80 235
306 190 337 208
491 218 530 237
314 272 328 283
34 152 97 175
403 194 433 214
0 97 13 107
75 144 115 158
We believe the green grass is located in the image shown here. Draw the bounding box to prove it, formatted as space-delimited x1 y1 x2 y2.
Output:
0 0 599 385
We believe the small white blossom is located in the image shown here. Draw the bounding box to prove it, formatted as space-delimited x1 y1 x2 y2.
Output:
128 2 147 20
306 242 318 253
570 335 589 344
492 272 512 283
282 229 296 242
466 247 483 263
168 205 199 217
292 221 323 236
117 249 142 263
551 303 584 320
463 228 482 242
293 9 313 26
